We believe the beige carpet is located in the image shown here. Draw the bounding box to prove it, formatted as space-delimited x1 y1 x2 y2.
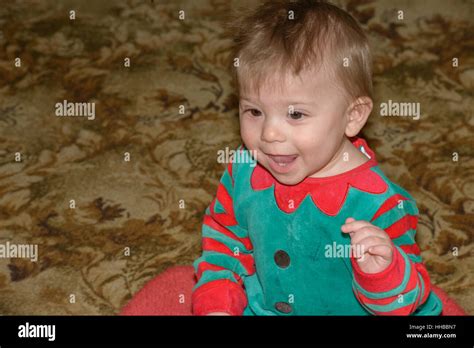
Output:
0 0 472 315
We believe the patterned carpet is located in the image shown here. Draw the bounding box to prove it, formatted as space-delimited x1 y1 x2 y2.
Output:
0 0 472 315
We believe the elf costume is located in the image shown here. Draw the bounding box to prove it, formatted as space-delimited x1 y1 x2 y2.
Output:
192 137 443 316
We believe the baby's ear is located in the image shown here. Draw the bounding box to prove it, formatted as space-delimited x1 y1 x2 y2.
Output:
344 97 373 138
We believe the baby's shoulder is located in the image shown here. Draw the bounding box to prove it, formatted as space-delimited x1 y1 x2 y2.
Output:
367 165 419 215
372 166 415 197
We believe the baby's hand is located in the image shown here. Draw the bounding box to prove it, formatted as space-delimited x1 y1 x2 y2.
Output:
341 217 393 274
207 312 231 316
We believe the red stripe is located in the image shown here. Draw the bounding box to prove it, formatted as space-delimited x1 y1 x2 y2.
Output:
413 276 423 308
371 194 410 221
385 215 418 239
202 237 255 275
355 291 397 306
415 263 431 304
353 255 432 315
355 263 419 307
196 261 242 285
210 183 237 226
192 279 247 315
370 303 421 316
203 214 253 250
216 181 234 216
351 244 405 292
354 281 423 316
400 243 421 256
227 161 233 185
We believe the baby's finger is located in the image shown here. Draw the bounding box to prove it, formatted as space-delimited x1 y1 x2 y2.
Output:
342 217 357 237
345 217 356 224
367 244 393 261
346 227 373 245
352 236 388 259
349 227 390 245
341 220 372 234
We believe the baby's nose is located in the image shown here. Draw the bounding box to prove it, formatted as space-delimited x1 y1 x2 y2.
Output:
261 118 285 143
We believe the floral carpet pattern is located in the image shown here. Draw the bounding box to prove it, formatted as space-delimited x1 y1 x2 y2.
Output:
0 0 472 315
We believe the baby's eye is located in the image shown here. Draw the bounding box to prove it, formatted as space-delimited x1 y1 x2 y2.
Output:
288 111 305 120
246 109 262 117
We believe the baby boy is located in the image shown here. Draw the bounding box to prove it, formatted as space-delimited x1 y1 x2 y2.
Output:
192 0 443 315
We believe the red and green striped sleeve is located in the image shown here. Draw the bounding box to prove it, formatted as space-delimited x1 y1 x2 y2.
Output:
192 160 255 315
351 193 433 315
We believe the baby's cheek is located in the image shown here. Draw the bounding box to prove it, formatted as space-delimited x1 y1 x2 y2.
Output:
240 123 258 147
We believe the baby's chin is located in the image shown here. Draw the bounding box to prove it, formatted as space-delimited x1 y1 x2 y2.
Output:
265 167 307 186
275 176 304 186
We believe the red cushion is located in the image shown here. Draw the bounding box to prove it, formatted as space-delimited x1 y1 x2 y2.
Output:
120 265 466 316
121 266 195 315
431 284 467 315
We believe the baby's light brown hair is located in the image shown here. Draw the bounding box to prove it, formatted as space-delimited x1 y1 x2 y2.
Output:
225 0 373 103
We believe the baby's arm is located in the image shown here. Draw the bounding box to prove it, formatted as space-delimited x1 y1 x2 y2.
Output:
192 160 255 316
343 195 436 315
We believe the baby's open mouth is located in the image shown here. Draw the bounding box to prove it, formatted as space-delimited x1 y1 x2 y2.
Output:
267 154 298 167
264 153 299 173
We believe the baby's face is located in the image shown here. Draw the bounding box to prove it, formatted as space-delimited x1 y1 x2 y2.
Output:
239 66 351 185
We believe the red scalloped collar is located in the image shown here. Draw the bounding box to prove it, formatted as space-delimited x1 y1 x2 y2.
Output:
250 137 388 216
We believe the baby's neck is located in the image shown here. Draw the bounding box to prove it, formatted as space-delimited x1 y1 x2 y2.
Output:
309 137 369 178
